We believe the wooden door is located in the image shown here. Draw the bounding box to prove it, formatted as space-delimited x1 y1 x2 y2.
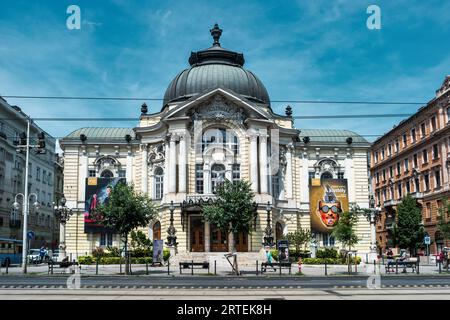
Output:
211 224 228 252
235 231 248 252
153 221 161 240
190 217 204 252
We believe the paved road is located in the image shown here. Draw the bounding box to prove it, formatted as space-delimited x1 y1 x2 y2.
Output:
1 275 450 289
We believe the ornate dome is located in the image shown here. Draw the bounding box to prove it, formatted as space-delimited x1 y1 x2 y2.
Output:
163 24 270 107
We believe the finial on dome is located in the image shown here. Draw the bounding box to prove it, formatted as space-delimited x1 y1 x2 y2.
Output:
210 23 222 47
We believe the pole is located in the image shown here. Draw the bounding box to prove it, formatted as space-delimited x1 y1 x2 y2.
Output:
325 261 328 276
373 260 376 274
256 260 258 276
146 259 149 275
167 260 170 275
21 118 31 274
439 260 442 274
214 260 217 275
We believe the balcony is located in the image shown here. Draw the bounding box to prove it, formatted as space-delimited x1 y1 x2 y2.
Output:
384 199 398 207
9 219 21 228
410 192 424 199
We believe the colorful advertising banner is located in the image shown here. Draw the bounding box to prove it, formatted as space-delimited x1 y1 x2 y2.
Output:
84 177 125 233
309 178 349 234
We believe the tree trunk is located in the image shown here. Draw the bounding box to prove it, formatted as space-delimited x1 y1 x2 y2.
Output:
124 233 129 275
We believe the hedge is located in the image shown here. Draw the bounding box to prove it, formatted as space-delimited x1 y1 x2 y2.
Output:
303 257 361 265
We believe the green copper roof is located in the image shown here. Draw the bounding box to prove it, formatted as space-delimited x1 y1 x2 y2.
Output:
299 129 369 144
64 127 134 140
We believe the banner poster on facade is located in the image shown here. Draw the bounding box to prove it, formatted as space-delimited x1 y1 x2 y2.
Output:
153 239 164 264
84 177 126 233
309 178 349 234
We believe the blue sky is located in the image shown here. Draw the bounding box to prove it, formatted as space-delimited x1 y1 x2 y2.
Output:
0 0 449 144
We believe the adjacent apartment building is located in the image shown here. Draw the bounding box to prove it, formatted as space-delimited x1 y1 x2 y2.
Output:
370 75 450 254
0 97 59 249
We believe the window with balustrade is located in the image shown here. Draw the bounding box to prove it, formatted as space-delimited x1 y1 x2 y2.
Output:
154 167 164 200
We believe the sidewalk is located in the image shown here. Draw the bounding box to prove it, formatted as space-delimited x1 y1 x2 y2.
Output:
1 262 449 277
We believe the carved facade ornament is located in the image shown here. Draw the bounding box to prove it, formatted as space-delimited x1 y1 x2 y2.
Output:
315 158 338 175
190 95 247 124
148 143 165 166
279 146 287 174
94 155 120 171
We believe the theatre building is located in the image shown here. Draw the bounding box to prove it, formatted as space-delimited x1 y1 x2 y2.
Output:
370 76 450 254
60 25 371 260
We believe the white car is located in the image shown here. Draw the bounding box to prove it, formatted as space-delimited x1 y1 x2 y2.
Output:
27 249 41 264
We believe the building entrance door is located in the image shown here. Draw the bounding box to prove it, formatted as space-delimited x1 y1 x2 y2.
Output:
235 231 248 252
190 216 204 252
210 224 228 252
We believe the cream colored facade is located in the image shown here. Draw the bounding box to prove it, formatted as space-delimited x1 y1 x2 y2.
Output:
59 27 372 259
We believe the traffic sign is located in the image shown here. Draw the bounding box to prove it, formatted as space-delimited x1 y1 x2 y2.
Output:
424 236 431 245
27 230 35 240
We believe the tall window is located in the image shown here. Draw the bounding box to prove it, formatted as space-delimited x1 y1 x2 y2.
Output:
402 134 407 148
431 116 437 132
422 149 428 163
424 173 430 191
36 167 41 181
447 107 450 123
195 164 204 194
395 140 399 152
272 170 281 199
388 144 392 156
211 164 225 194
405 180 410 194
421 123 426 138
382 169 386 181
433 144 439 159
397 183 402 199
201 128 239 155
413 154 418 168
100 233 113 246
154 167 164 200
232 164 240 183
404 159 409 172
411 128 416 143
389 166 393 178
374 151 379 163
435 170 441 189
396 162 401 176
381 148 385 159
415 178 420 193
337 172 344 179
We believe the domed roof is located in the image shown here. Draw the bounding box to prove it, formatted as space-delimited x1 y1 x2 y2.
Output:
163 24 270 107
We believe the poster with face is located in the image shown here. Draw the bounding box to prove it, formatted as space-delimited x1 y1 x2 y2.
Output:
84 177 125 233
309 178 349 234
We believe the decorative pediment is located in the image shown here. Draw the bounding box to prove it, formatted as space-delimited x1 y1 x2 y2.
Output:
190 95 246 124
314 158 339 174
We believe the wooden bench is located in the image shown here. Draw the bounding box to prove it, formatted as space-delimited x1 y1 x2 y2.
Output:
179 261 210 274
385 260 418 274
261 262 292 274
48 260 79 274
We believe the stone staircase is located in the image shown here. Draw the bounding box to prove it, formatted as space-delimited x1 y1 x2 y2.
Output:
169 251 265 269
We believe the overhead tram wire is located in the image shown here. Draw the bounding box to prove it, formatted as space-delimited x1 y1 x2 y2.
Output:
1 95 427 105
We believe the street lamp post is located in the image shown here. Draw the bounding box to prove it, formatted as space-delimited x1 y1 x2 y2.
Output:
14 192 40 274
262 201 274 247
53 194 73 260
364 195 382 260
166 201 178 247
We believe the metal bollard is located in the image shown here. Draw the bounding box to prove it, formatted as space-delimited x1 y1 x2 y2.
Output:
439 261 442 274
146 259 149 275
279 262 282 275
96 259 99 275
191 260 194 275
395 261 398 274
325 261 328 276
167 260 170 275
120 259 122 274
373 260 376 274
256 260 258 276
214 260 217 275
5 262 9 275
416 259 420 274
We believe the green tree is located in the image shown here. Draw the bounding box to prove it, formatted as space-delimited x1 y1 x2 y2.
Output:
202 179 255 253
287 228 312 254
130 230 152 257
392 194 424 255
331 207 360 252
93 183 157 274
437 198 450 243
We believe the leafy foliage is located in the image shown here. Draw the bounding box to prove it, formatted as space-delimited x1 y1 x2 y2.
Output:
202 179 255 251
392 195 424 254
130 230 152 250
316 248 338 259
331 206 360 251
92 183 158 274
286 228 312 253
437 198 450 241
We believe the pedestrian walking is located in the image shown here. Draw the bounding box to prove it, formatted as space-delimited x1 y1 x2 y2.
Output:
297 257 303 274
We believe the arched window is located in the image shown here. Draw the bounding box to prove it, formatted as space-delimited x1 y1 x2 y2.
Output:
153 221 161 240
211 164 225 194
201 128 239 155
100 169 114 178
154 167 164 199
321 172 333 180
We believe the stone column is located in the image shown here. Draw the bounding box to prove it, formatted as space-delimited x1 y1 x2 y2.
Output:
300 149 309 204
163 138 169 196
285 144 293 199
169 134 177 193
204 222 210 252
249 134 259 193
179 133 187 193
259 133 268 194
204 161 211 194
141 144 148 194
126 146 133 183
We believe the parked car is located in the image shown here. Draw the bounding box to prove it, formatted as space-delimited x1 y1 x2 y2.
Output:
27 249 41 264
